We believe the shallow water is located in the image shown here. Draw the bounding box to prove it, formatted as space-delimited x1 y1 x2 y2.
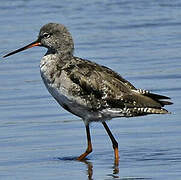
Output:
0 0 181 179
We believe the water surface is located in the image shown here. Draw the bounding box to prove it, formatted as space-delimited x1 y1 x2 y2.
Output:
0 1 181 179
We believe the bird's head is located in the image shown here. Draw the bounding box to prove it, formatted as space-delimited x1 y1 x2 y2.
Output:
3 23 74 58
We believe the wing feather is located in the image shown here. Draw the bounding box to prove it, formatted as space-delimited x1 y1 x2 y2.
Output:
63 57 172 113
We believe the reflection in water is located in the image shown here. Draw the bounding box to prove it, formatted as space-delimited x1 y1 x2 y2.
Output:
82 159 150 180
58 157 150 179
81 159 119 180
81 160 93 180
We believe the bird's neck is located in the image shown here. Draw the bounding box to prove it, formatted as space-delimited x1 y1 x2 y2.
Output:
46 48 74 62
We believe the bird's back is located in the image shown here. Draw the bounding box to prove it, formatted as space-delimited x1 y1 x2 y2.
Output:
40 55 172 122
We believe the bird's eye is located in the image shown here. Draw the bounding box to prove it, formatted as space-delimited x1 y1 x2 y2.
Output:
43 33 51 38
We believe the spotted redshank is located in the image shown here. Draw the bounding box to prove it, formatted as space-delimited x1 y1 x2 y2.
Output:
3 23 173 163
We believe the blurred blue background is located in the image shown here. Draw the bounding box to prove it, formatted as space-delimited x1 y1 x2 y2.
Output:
0 1 180 179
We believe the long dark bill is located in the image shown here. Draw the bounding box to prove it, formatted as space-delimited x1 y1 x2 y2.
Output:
3 40 41 58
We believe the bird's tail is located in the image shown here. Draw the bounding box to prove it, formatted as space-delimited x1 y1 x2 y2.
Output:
136 89 173 107
130 107 170 115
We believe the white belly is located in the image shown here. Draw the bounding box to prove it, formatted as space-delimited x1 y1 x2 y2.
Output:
39 57 107 122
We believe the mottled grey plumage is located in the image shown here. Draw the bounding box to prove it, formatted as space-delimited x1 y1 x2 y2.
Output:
38 23 172 124
3 23 173 161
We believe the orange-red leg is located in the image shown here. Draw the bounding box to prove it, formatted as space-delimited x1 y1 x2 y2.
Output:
77 124 92 161
102 122 119 164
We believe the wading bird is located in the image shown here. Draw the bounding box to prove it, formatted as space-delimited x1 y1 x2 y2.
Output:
3 23 173 163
